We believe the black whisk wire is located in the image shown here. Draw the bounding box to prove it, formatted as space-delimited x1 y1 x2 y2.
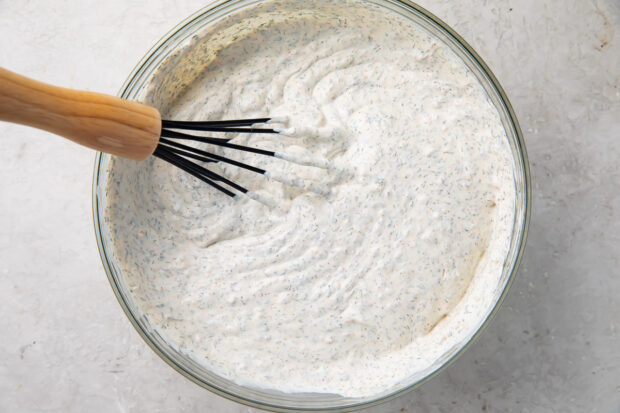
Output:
162 118 277 134
162 118 271 128
158 138 266 175
153 146 237 197
160 128 276 157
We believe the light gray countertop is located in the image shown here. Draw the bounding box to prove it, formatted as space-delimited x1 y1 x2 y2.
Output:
0 1 618 412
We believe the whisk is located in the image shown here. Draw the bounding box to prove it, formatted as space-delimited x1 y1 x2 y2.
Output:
0 67 314 198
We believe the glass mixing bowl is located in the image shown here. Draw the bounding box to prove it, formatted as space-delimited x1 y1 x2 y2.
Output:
92 0 531 411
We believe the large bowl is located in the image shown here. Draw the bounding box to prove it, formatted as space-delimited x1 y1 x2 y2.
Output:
92 1 531 411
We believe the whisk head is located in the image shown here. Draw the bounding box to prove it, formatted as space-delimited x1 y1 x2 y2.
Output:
153 118 280 197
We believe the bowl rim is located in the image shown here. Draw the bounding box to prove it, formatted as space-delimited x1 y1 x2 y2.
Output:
92 1 531 411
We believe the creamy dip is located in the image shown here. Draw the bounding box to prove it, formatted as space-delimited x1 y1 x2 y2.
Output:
105 0 516 397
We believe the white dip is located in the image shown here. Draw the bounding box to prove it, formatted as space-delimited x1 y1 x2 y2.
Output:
105 0 516 397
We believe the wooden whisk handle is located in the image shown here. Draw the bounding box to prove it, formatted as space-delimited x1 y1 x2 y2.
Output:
0 67 161 160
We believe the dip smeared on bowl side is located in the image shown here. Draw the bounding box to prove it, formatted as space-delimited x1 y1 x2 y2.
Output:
105 0 516 397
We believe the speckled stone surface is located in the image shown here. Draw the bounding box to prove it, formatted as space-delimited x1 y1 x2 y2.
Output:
0 1 618 412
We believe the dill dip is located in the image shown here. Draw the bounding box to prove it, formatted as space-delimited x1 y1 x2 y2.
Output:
105 0 517 397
